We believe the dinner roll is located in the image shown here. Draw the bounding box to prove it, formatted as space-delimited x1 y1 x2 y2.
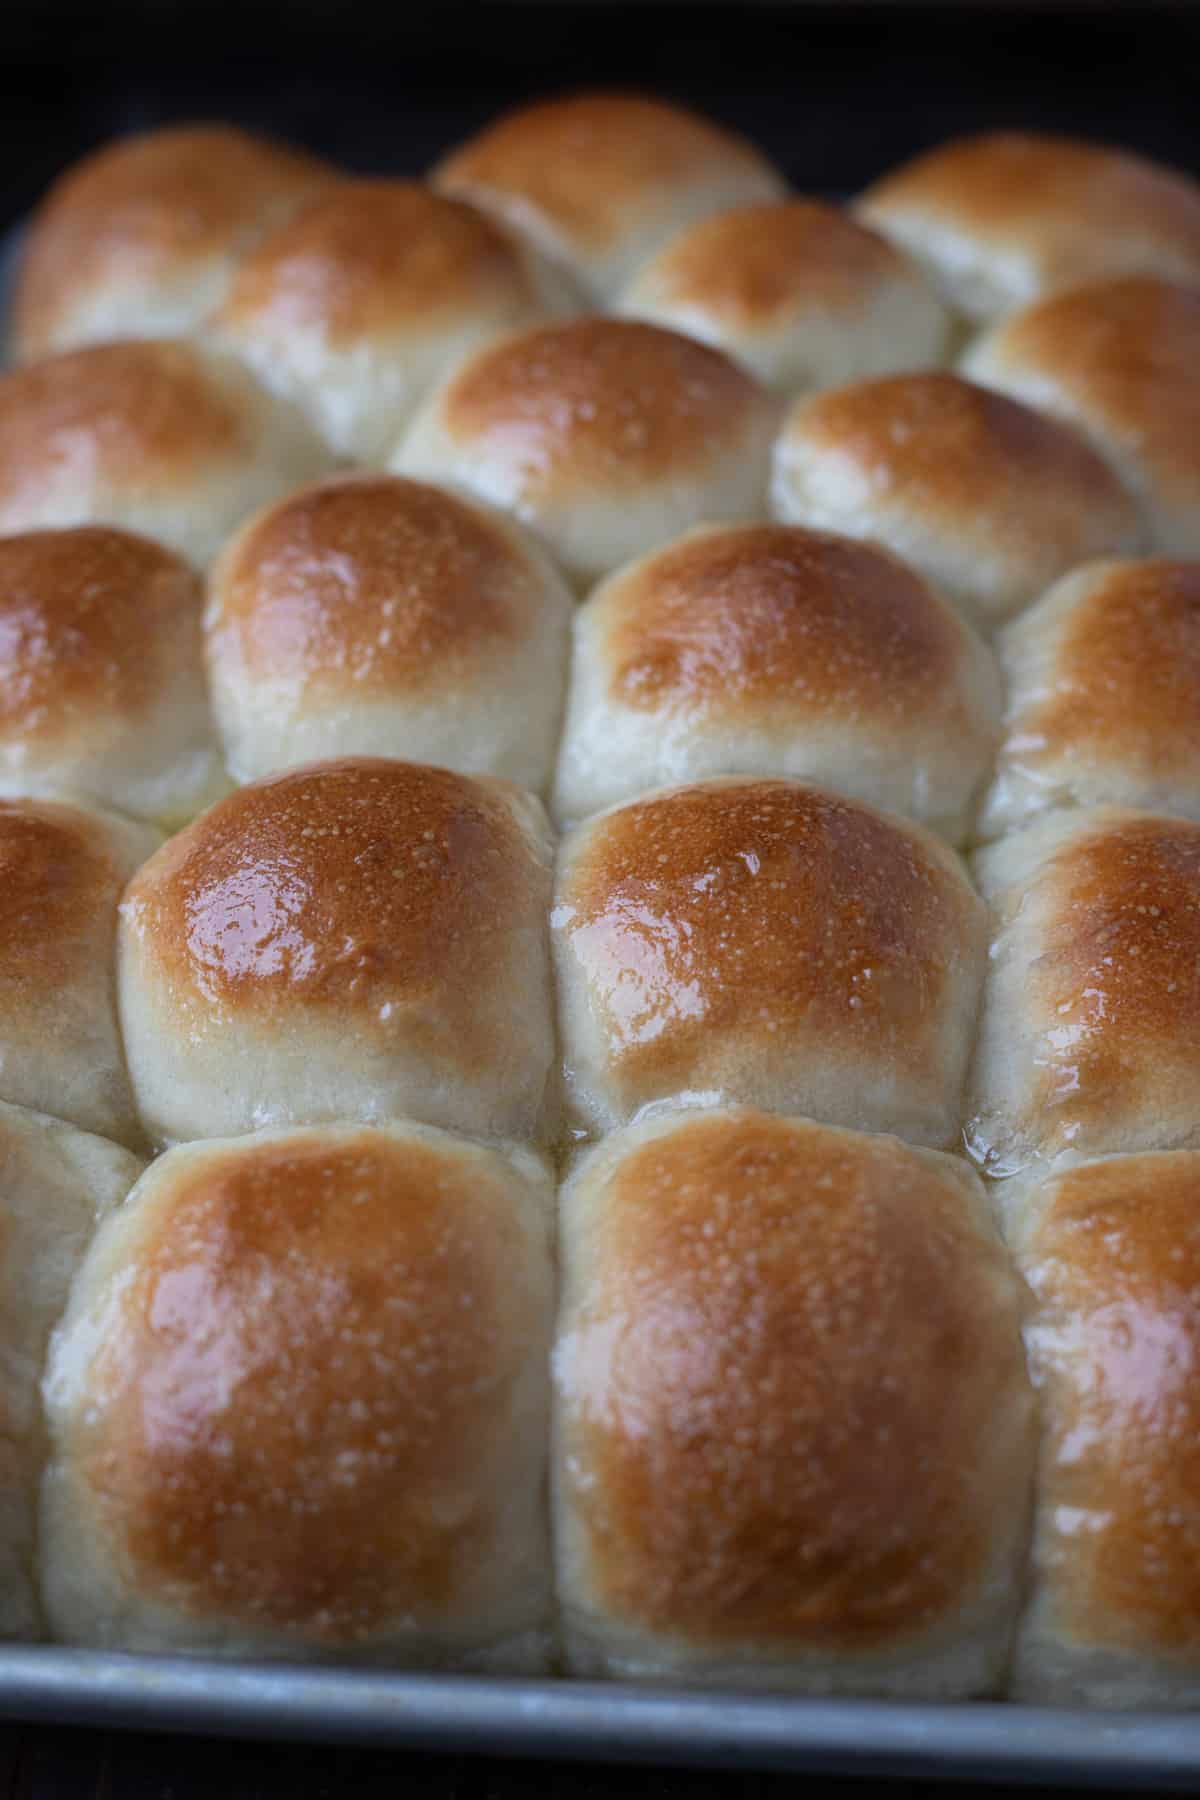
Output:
395 319 776 587
555 1105 1034 1693
553 777 986 1145
41 1119 554 1665
0 798 158 1147
433 92 786 300
968 808 1200 1174
0 527 225 826
1007 1150 1200 1706
9 124 335 362
981 559 1200 840
0 1100 144 1640
209 180 579 463
118 758 554 1146
964 277 1200 557
552 523 1001 841
0 341 331 569
618 198 952 394
205 475 572 791
771 372 1141 632
858 131 1200 323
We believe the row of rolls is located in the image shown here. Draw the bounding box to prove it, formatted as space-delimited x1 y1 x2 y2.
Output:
2 96 1200 1706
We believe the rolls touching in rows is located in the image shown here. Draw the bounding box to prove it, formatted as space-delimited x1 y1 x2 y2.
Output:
771 372 1141 632
552 523 1000 841
209 180 579 463
41 1120 554 1665
982 558 1200 839
552 777 987 1146
118 758 555 1146
205 475 572 791
858 131 1200 322
555 1106 1034 1692
433 92 786 300
0 340 331 568
617 198 952 394
395 318 777 587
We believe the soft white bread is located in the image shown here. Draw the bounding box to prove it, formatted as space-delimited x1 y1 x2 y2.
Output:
552 777 987 1145
208 179 580 463
555 1105 1035 1693
0 527 225 826
963 277 1200 557
618 198 952 394
0 1100 144 1640
118 758 555 1147
981 559 1200 840
0 798 159 1147
394 318 777 588
552 522 1001 841
968 808 1200 1173
0 340 331 569
858 131 1200 323
1007 1150 1200 1706
771 372 1141 632
432 92 786 300
205 475 572 792
40 1119 554 1666
9 124 336 362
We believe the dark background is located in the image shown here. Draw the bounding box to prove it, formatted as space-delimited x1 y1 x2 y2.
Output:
1 1 1197 1793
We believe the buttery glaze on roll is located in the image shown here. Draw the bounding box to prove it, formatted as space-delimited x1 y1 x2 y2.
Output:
0 341 331 568
771 372 1141 632
394 317 777 587
41 1119 554 1666
552 776 986 1144
552 522 1001 841
981 558 1200 839
0 798 158 1146
433 92 786 300
9 123 336 361
618 198 952 394
0 1100 144 1640
118 757 555 1146
555 1106 1035 1692
1006 1151 1200 1706
858 131 1200 322
964 276 1200 557
0 527 225 825
205 474 572 791
209 179 579 462
968 807 1200 1172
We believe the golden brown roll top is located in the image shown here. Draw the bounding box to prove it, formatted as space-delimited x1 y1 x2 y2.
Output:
118 757 555 1146
618 198 952 393
552 522 1001 840
209 179 579 462
1008 1150 1200 1706
10 124 336 361
394 317 777 587
0 797 158 1146
0 1100 145 1640
771 371 1142 632
552 776 987 1146
858 130 1200 322
968 808 1200 1173
963 276 1200 557
555 1106 1035 1691
0 526 224 825
205 474 572 791
433 92 786 300
982 558 1200 839
40 1119 554 1664
0 340 331 569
